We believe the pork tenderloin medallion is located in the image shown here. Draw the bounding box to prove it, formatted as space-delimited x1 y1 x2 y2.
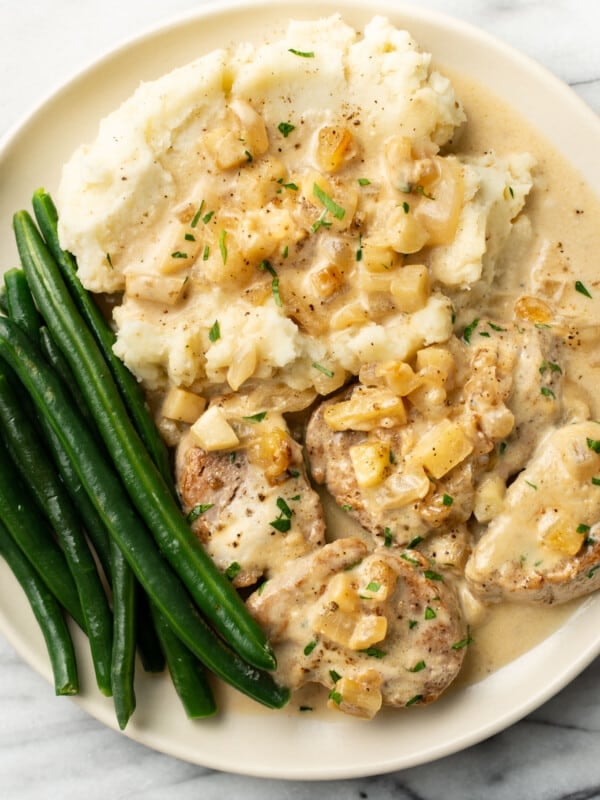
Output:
176 427 325 587
247 536 468 719
465 421 600 604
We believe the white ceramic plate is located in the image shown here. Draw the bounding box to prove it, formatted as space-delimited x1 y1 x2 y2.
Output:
1 0 600 781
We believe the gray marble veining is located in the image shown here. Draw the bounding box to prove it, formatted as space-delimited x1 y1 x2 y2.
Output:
1 1 599 797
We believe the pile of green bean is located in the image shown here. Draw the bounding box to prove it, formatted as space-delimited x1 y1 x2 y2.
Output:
0 189 289 729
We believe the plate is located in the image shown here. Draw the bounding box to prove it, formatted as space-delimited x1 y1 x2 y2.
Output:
1 0 600 781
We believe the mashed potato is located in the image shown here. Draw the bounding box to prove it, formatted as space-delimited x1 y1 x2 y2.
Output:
57 15 532 400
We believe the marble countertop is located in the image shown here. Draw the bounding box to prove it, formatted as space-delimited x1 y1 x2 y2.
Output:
1 1 599 797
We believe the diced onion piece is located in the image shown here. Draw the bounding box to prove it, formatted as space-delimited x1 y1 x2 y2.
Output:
326 573 360 613
386 208 429 254
381 465 430 509
360 242 401 273
415 345 455 386
247 427 292 482
542 520 585 557
411 419 473 479
327 675 383 719
324 387 406 432
315 125 357 173
312 607 356 648
349 441 390 488
514 295 554 324
348 614 387 650
159 225 203 275
359 560 398 601
414 157 464 246
390 264 430 313
227 344 257 391
190 406 239 451
229 98 269 156
311 264 344 298
161 387 206 424
473 474 506 523
125 273 187 305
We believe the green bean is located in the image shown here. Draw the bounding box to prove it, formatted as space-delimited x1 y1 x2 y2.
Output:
3 268 41 341
0 432 85 629
110 538 137 728
135 588 166 673
32 189 174 493
0 518 78 695
0 365 113 695
150 604 216 719
39 326 97 431
15 209 276 673
0 315 288 708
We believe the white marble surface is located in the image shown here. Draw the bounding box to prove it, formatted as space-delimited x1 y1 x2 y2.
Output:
1 0 600 797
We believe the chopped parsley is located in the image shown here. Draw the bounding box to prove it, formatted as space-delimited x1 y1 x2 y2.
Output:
328 689 342 705
270 497 293 533
105 252 114 268
186 503 214 522
303 640 317 656
269 517 291 533
401 553 420 566
341 504 353 512
442 493 454 507
408 660 426 673
202 245 210 260
184 232 196 241
312 362 334 378
356 234 363 262
451 631 474 650
288 48 315 58
310 209 333 233
202 210 215 225
259 259 282 306
278 121 296 137
592 477 600 486
225 561 241 580
171 250 188 259
361 647 386 659
329 669 342 683
405 694 423 707
424 606 437 620
577 524 591 534
587 438 600 454
539 361 562 375
218 230 228 264
525 480 538 490
384 527 393 547
462 317 480 344
208 320 220 342
402 201 410 214
540 386 556 399
276 497 293 519
357 177 371 186
409 619 418 629
487 321 506 332
190 202 204 227
242 411 267 422
575 280 592 298
423 569 444 582
312 183 346 220
407 535 423 549
365 581 380 593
